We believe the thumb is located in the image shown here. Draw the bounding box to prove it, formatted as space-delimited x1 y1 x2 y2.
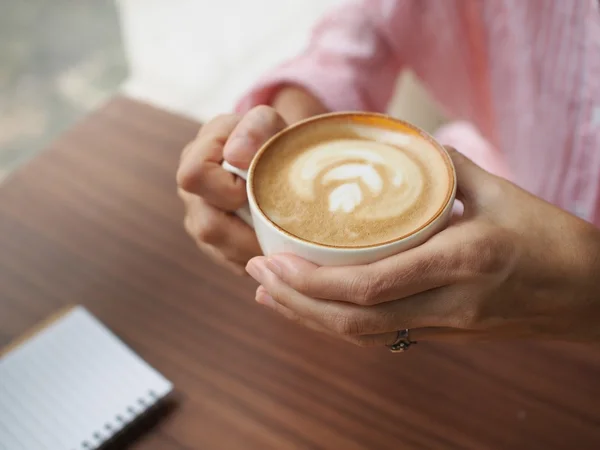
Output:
446 146 500 213
223 106 287 169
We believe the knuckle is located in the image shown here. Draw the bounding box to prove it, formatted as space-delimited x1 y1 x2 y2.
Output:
285 310 305 326
196 211 223 244
183 215 194 237
350 336 379 348
199 113 238 137
453 304 481 329
401 256 439 286
444 291 483 329
248 104 278 122
213 113 234 124
176 166 193 191
177 187 191 204
292 271 317 296
177 159 211 193
328 310 364 336
206 247 244 276
352 272 385 305
179 141 195 162
243 105 284 137
464 307 481 328
480 177 506 204
465 228 515 277
229 264 247 277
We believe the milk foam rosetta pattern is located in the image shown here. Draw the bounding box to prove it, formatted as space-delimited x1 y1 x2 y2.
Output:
288 137 424 220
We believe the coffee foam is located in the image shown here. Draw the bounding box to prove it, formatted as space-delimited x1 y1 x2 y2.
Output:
252 117 452 248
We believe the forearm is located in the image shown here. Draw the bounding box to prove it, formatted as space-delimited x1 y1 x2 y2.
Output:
237 1 422 118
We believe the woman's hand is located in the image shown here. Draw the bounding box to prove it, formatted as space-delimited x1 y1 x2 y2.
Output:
246 148 600 346
177 106 287 275
177 86 327 275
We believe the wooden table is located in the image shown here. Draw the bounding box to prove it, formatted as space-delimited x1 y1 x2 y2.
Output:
1 97 599 450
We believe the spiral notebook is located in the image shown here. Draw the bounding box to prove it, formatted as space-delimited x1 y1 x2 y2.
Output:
0 306 173 450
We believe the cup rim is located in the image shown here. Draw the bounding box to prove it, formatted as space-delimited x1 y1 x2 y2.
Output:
246 111 457 251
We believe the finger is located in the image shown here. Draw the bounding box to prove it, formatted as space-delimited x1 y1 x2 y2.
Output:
256 285 335 334
223 105 287 169
264 251 451 305
262 240 457 305
258 275 517 345
247 258 460 335
197 242 248 276
180 115 240 161
181 191 261 263
196 113 242 138
445 146 502 216
263 214 503 306
180 114 241 168
255 286 399 347
177 115 248 210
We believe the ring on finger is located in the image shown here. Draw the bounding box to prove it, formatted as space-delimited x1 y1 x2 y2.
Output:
387 329 417 353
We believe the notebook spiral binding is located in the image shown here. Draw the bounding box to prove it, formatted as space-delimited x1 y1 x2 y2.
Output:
76 390 163 450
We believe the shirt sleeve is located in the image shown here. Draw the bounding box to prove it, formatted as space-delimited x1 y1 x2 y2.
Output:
236 0 425 114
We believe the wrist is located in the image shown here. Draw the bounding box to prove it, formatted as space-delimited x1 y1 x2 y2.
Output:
271 84 328 124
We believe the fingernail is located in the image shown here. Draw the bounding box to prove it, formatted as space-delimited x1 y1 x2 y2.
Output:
256 291 276 308
266 258 283 277
266 256 296 277
246 258 267 281
228 134 253 150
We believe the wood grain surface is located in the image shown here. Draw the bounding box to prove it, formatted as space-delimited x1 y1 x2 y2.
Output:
0 97 599 449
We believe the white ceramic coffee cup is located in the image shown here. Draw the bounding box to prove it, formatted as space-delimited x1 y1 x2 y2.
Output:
222 112 456 266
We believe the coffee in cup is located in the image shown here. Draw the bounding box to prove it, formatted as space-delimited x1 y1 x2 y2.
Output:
222 112 455 266
252 114 452 248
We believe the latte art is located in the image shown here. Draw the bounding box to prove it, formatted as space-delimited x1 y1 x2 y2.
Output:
289 139 424 219
252 118 452 248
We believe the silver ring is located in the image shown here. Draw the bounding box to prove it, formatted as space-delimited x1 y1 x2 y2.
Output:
387 329 417 353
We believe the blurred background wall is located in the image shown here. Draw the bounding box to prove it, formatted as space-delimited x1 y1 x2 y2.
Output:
0 0 127 181
0 0 444 181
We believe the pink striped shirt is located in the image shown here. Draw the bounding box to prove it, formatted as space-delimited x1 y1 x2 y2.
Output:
238 0 600 226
